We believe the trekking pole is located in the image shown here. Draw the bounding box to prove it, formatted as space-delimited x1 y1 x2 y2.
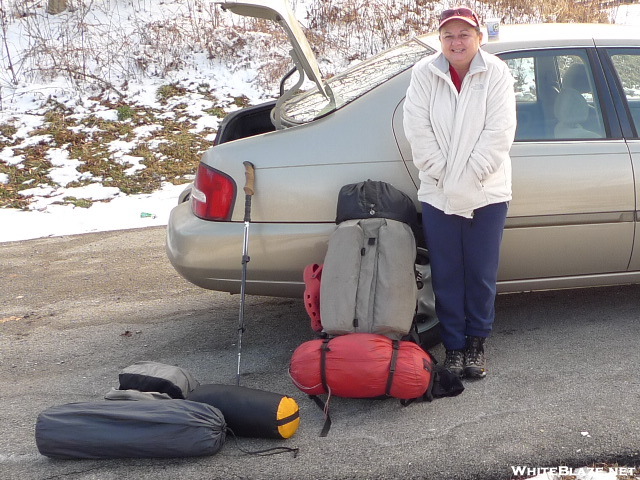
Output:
236 161 255 386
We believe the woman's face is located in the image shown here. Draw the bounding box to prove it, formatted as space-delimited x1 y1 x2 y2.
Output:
439 19 482 70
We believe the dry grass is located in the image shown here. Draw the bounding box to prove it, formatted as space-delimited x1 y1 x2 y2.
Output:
0 85 221 208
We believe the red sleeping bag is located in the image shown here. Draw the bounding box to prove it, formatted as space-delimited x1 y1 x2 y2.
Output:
289 333 434 400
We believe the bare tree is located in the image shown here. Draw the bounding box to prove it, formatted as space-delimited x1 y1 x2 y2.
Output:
0 0 19 85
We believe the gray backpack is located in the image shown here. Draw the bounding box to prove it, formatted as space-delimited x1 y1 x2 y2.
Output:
319 216 417 340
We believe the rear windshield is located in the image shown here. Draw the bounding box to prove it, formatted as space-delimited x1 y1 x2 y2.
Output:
280 38 435 125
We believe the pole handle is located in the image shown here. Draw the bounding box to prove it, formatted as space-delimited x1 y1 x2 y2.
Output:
243 161 255 196
244 196 252 223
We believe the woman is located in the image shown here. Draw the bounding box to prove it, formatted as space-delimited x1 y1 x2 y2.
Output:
403 7 517 379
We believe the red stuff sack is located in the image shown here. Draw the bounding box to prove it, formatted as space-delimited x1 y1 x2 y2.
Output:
289 333 434 400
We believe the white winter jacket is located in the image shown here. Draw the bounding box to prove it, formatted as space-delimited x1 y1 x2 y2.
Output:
403 49 517 218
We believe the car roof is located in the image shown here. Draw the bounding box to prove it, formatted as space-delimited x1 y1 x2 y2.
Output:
418 23 640 53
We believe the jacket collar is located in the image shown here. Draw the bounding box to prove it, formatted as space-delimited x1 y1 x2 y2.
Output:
429 49 488 79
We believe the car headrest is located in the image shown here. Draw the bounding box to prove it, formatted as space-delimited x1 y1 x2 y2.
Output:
562 63 591 94
554 88 589 125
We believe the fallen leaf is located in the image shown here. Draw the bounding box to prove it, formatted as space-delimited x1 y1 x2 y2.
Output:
0 316 23 323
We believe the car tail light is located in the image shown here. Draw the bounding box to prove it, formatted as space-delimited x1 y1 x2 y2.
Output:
191 163 237 221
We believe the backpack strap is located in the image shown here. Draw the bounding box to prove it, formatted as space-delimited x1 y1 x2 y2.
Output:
421 354 436 402
309 394 332 437
385 340 400 396
320 337 331 392
400 350 438 407
309 337 333 437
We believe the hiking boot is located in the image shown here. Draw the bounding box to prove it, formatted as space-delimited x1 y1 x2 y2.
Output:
464 336 487 379
443 349 465 378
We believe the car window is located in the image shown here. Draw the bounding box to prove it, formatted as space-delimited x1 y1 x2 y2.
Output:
499 50 606 141
281 38 435 125
607 48 640 137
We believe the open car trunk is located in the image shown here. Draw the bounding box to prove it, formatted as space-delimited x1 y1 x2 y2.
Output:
213 100 277 145
215 0 334 133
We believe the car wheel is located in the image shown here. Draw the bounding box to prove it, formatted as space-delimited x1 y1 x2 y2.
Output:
415 247 441 349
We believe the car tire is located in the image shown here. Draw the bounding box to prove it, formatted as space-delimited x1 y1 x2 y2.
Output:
415 247 441 349
414 313 441 350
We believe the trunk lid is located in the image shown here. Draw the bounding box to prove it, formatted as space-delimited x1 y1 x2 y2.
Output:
216 0 329 98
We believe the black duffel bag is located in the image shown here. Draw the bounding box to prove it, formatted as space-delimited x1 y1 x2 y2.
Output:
335 179 418 228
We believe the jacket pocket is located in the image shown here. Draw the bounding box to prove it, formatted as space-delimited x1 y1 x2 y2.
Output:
443 167 485 213
418 170 442 188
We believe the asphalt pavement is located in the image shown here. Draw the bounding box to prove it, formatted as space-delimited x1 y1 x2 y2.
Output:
1 226 639 480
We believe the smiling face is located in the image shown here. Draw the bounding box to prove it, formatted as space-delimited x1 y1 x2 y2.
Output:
439 19 483 73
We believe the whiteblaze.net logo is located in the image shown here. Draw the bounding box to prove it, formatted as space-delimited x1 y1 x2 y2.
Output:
510 465 636 477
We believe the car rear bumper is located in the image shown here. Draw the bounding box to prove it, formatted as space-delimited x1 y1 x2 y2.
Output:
166 202 335 297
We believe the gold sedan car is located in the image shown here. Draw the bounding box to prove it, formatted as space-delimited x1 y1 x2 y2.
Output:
167 1 640 332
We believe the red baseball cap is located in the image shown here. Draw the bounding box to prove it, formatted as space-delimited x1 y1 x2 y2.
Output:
439 7 480 29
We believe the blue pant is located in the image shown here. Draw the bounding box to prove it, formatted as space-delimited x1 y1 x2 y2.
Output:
421 202 508 350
